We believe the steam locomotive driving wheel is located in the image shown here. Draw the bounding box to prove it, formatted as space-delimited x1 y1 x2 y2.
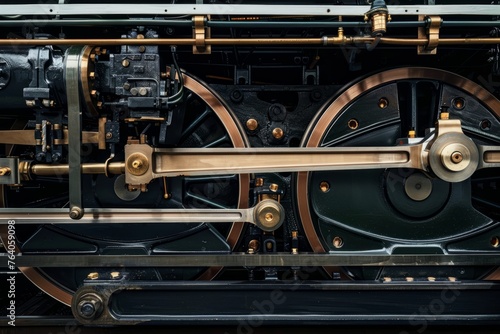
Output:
0 70 250 306
297 67 500 281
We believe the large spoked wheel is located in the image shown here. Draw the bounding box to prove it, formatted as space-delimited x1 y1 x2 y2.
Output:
297 67 500 280
0 73 249 306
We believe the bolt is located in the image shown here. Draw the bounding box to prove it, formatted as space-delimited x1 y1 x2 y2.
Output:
265 212 274 222
130 87 139 96
139 87 148 96
96 101 103 109
378 97 388 109
51 153 61 162
35 152 46 162
269 183 279 192
248 239 260 252
80 302 95 318
451 151 463 164
110 271 121 279
319 181 330 193
408 129 416 138
90 54 96 62
123 82 131 91
105 132 113 140
91 90 97 98
272 127 284 140
0 167 11 176
138 45 146 53
121 59 130 67
440 112 450 120
87 272 99 280
255 178 264 187
132 159 143 169
230 89 243 103
70 207 82 220
77 293 103 320
246 118 258 131
89 72 95 80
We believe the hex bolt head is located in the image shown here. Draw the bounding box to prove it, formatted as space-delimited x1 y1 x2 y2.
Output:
80 302 95 318
76 293 103 320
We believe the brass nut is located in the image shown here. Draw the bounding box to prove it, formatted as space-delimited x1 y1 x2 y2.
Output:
248 239 260 252
255 178 264 187
269 183 279 192
440 112 450 120
122 59 130 67
89 72 96 80
105 132 113 140
126 153 150 176
408 130 416 138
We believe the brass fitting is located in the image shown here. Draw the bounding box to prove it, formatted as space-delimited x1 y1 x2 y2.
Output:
364 0 390 37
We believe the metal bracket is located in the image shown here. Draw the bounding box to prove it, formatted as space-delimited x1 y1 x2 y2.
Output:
418 15 441 55
66 46 84 220
193 15 211 54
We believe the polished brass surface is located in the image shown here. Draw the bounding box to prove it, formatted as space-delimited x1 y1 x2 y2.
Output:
246 118 258 131
193 15 212 54
3 35 500 47
269 183 279 192
126 152 150 176
28 162 125 176
429 133 479 182
272 127 284 139
484 150 500 164
404 172 433 202
122 145 419 185
0 129 100 145
418 15 441 54
254 199 285 232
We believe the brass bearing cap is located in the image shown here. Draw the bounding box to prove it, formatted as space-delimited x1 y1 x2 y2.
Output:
253 199 285 232
429 133 479 183
126 153 150 176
